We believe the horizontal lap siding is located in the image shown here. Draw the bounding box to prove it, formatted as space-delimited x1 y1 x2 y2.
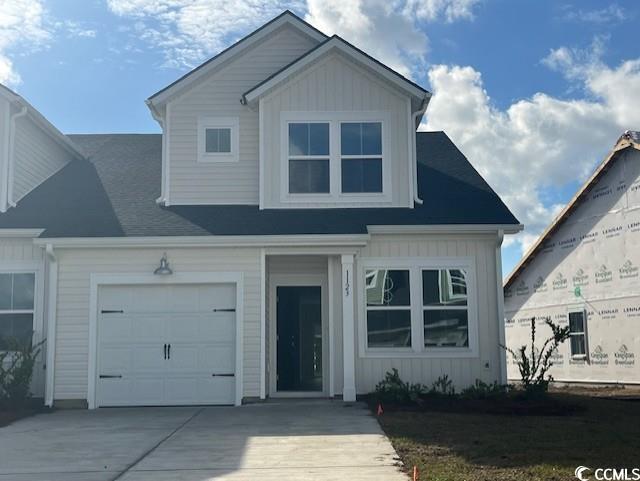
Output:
262 53 411 208
13 115 70 202
53 248 261 401
168 26 319 205
354 234 501 393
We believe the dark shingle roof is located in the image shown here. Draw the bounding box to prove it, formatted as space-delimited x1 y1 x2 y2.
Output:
0 132 518 237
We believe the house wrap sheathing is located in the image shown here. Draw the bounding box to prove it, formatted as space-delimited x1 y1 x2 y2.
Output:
504 132 640 385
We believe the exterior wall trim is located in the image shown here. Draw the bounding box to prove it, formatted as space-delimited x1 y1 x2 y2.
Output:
86 272 245 408
367 224 524 235
0 229 44 238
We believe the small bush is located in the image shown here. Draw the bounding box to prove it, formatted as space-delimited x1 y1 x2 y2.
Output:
428 375 455 397
460 379 510 400
374 368 427 404
0 336 44 410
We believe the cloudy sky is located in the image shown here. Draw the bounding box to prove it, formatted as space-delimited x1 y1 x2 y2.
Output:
1 0 638 276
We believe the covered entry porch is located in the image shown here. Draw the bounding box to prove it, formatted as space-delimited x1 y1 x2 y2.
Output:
261 250 358 401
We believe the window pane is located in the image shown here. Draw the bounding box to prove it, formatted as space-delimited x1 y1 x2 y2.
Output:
569 311 584 333
341 123 361 155
570 335 586 356
218 128 231 152
0 274 10 310
13 273 35 310
424 309 469 347
289 123 309 156
289 159 329 193
0 313 33 349
309 123 329 155
366 269 410 306
341 158 382 193
367 310 411 348
362 122 382 155
205 128 219 152
422 269 468 307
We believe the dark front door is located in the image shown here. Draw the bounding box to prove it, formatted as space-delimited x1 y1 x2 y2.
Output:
276 286 322 392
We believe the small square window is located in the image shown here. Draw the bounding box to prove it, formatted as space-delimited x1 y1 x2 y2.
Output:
205 128 231 153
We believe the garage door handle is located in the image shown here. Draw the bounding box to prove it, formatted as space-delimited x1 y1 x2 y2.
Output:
99 374 122 379
211 373 235 377
213 308 235 312
167 343 171 359
164 343 167 359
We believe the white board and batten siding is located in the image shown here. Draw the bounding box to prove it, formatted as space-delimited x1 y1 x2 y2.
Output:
12 114 71 203
52 247 262 403
261 52 412 209
166 25 320 205
353 234 502 393
0 237 46 397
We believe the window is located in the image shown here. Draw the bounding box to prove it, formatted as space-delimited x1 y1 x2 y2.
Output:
422 269 469 347
0 273 35 350
568 310 587 357
198 117 239 162
341 122 383 193
365 269 411 348
288 123 330 193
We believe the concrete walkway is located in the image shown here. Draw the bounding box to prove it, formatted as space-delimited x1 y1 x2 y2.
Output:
0 400 407 480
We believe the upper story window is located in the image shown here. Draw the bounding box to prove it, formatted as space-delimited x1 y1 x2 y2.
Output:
281 112 391 203
288 123 330 193
198 117 239 162
341 122 382 193
0 272 35 350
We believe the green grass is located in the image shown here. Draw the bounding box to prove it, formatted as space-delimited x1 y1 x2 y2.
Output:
377 394 640 481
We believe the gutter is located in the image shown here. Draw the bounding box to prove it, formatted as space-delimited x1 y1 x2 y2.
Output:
44 243 58 407
495 229 507 385
411 94 431 206
6 105 28 208
145 99 168 205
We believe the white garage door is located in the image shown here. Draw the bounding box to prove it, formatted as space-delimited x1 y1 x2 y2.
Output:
96 283 236 407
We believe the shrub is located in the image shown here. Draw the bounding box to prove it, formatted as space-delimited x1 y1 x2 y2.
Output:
460 379 510 400
0 336 45 410
374 368 427 404
502 317 570 397
429 374 455 396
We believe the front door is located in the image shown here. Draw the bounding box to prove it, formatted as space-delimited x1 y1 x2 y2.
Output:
276 286 322 392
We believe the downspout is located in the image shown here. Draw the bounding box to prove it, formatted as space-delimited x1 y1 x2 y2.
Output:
6 105 28 208
495 229 507 385
44 243 58 407
146 99 167 205
410 94 430 206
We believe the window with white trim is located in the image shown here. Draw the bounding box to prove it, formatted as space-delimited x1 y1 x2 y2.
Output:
0 273 35 350
340 122 383 193
288 122 330 193
362 259 477 356
568 310 587 357
365 269 411 348
422 269 469 347
198 117 239 162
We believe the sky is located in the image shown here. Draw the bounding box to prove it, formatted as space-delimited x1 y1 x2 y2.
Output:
1 0 639 277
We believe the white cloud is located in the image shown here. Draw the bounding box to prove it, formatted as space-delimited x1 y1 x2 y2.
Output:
405 0 481 22
0 0 51 85
423 43 640 254
561 4 629 24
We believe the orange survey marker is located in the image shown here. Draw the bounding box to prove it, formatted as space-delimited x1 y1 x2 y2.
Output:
413 465 418 481
376 403 383 416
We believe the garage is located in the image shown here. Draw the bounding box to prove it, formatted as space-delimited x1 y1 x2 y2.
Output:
95 283 237 407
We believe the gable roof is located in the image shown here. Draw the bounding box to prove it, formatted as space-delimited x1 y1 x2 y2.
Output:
0 132 519 238
504 131 640 289
242 35 429 105
147 11 327 106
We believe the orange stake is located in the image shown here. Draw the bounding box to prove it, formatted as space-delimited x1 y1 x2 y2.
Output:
413 465 418 481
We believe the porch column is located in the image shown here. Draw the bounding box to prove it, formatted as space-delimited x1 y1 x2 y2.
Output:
341 254 356 402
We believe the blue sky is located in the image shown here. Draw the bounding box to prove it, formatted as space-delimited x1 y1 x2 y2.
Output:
2 0 639 277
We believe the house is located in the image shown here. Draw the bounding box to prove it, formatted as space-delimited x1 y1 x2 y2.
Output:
0 11 521 408
504 131 640 385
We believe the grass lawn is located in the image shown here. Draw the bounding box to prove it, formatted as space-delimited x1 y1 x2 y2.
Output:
377 393 640 481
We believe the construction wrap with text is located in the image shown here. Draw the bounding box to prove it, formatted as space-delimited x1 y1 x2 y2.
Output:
505 147 640 384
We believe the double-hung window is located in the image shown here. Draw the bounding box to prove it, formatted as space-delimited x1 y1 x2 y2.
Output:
362 259 477 356
422 269 469 348
568 310 587 358
288 122 330 194
340 122 383 193
365 269 411 348
0 273 35 350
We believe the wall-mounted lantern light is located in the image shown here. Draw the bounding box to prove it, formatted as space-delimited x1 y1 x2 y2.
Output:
154 253 173 275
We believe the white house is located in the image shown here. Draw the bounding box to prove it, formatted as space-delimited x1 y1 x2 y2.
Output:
0 11 521 408
504 131 640 386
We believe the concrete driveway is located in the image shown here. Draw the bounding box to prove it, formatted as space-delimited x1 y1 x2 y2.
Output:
0 400 407 480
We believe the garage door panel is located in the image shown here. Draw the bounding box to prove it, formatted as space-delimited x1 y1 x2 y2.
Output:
201 313 235 341
100 314 132 341
199 377 235 404
130 314 165 340
100 346 132 373
133 345 166 372
165 377 199 403
132 377 165 404
201 345 235 372
167 344 199 371
98 378 133 406
166 314 201 340
200 284 236 311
